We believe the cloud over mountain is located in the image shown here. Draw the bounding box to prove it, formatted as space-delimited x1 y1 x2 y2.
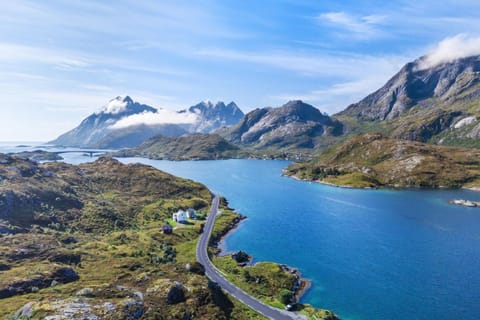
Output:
419 34 480 69
111 109 198 129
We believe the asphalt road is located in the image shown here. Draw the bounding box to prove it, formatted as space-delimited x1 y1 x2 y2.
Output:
196 194 306 320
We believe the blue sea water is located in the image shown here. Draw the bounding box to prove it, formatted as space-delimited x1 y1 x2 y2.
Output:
2 146 480 320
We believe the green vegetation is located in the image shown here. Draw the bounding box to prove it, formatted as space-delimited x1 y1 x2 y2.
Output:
0 154 337 318
8 150 63 162
213 256 296 307
0 155 266 319
286 133 480 189
212 255 337 319
113 133 248 160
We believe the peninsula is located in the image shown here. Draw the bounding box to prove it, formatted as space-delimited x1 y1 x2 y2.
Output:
286 133 480 189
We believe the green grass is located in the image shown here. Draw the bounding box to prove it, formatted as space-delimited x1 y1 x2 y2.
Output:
286 133 480 189
0 157 267 319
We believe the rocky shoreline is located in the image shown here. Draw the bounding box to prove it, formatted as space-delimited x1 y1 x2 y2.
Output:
211 208 313 303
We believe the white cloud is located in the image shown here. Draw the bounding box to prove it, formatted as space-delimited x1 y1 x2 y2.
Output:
97 97 129 114
418 34 480 69
318 12 387 40
197 47 406 77
111 110 198 129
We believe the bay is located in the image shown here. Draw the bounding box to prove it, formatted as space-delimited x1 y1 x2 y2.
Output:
116 158 480 320
2 146 480 320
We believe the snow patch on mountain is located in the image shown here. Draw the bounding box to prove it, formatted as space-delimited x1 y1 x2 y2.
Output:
97 96 132 114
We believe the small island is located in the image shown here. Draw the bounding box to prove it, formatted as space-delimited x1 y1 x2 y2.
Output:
449 199 480 207
9 150 63 162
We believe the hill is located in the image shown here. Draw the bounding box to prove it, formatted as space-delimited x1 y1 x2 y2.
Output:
114 133 244 160
286 133 480 189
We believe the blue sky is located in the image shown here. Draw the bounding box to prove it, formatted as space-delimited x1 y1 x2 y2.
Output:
2 0 480 141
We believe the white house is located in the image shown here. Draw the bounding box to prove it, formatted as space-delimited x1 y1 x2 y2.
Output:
173 210 187 223
186 208 196 219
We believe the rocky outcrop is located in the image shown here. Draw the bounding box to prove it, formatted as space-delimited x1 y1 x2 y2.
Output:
167 282 187 305
0 267 79 299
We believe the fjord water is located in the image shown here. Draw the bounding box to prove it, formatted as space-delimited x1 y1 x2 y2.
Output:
4 146 480 320
114 158 480 320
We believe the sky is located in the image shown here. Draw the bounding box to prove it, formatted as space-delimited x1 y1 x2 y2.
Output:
2 0 480 141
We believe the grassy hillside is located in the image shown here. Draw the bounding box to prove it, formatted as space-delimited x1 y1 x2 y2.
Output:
0 155 266 319
114 133 248 160
0 154 336 319
286 133 480 189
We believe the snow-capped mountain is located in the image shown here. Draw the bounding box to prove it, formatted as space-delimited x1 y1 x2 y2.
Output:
178 101 244 133
49 96 244 148
49 96 187 147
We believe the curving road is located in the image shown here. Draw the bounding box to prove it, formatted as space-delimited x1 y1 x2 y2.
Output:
196 194 306 320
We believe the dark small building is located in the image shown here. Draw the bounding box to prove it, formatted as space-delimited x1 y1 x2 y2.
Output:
162 225 173 234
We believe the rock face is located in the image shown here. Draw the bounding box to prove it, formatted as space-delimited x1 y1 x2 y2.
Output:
222 100 343 150
340 56 480 121
179 101 244 133
337 55 480 146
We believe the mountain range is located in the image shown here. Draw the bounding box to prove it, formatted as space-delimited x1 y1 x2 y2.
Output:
50 54 480 160
49 96 244 148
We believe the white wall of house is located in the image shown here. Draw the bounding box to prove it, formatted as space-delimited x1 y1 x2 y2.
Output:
173 210 187 222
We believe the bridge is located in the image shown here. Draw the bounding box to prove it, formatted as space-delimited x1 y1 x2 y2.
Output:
53 150 107 157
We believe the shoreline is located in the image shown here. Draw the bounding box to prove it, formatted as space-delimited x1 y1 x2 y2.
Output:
210 208 313 303
286 173 480 192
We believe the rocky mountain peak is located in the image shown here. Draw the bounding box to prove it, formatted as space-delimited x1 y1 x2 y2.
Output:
222 100 343 149
97 96 155 115
181 100 244 133
340 54 480 121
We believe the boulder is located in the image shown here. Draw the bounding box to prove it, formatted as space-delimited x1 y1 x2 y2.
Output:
167 283 186 305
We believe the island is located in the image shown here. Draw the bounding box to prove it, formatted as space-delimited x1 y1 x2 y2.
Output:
449 199 480 207
9 150 63 162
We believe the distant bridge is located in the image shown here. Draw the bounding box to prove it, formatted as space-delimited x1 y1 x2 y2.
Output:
54 150 108 157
